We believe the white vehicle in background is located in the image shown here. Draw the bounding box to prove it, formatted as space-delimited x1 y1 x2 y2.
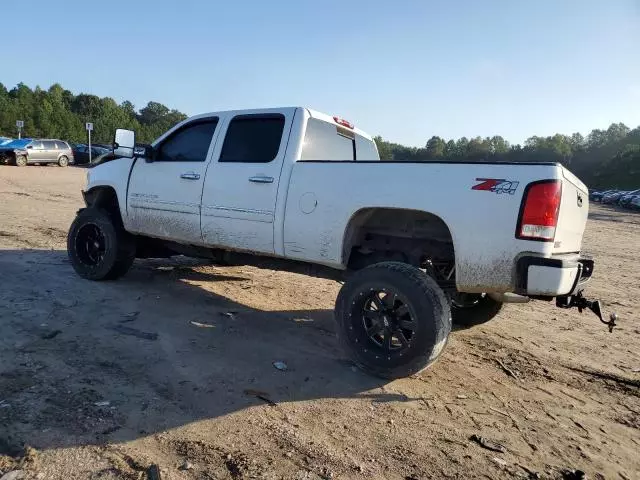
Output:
66 107 616 379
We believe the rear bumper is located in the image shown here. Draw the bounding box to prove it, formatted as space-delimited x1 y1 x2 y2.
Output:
515 254 594 297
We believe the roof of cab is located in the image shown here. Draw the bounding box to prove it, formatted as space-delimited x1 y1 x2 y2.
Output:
181 107 374 141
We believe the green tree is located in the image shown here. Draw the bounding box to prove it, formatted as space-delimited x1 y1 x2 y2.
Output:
444 140 456 159
425 136 446 159
455 137 470 158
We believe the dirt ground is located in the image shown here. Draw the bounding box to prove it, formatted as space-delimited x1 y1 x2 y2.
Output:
0 166 638 480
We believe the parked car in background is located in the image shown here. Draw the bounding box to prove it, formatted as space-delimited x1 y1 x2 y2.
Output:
602 190 625 204
590 190 613 202
618 189 640 207
73 144 111 165
0 139 32 164
0 138 74 166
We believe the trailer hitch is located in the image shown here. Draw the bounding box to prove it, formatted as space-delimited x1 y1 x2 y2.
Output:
556 292 618 332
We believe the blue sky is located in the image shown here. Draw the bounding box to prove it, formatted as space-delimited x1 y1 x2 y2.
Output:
3 0 639 146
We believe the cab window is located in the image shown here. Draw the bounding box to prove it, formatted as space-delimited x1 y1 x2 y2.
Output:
156 119 219 162
219 114 285 163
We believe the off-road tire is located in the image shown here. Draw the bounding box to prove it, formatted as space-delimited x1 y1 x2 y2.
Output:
335 262 451 379
451 293 503 327
15 155 27 167
67 208 135 280
58 155 69 167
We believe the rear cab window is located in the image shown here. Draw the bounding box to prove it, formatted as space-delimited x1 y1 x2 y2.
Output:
301 118 379 161
301 119 354 161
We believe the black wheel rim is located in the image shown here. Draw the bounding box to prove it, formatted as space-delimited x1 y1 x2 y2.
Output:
360 289 417 353
75 223 106 266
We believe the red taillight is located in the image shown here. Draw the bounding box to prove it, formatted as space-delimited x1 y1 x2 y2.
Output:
517 180 562 241
333 116 354 129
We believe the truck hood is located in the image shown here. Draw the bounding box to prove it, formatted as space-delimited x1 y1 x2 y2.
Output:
86 153 126 167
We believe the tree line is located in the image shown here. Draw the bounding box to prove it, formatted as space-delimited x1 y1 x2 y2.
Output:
1 82 637 188
375 122 640 189
0 82 186 146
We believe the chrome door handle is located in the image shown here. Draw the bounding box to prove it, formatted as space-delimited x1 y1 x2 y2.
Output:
249 175 274 184
180 172 200 180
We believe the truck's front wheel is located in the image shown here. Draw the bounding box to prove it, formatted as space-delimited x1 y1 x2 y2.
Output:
335 262 451 379
67 208 135 280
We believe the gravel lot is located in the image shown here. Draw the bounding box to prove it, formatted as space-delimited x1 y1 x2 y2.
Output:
1 166 638 480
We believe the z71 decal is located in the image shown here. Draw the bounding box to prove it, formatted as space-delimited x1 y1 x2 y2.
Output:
472 178 520 195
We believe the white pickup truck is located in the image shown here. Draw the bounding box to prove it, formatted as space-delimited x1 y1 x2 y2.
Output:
67 107 614 378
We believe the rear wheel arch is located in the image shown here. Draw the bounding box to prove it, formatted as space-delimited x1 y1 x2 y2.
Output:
341 207 456 270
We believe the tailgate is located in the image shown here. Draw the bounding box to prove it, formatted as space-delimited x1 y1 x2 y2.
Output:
554 167 589 253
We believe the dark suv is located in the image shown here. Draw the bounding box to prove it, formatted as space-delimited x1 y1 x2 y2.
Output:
0 139 74 166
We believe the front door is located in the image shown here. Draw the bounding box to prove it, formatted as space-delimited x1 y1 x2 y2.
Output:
201 110 294 254
27 140 45 161
126 118 220 244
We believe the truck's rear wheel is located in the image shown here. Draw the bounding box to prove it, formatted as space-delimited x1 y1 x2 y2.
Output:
335 262 451 379
67 208 135 280
451 293 503 327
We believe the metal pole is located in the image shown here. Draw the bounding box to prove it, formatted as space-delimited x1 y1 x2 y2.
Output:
88 129 92 163
18 128 21 139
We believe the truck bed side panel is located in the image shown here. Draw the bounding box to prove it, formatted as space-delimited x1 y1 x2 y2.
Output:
283 162 563 292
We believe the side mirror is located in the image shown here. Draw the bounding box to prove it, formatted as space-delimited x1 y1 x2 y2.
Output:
113 128 135 158
26 145 33 149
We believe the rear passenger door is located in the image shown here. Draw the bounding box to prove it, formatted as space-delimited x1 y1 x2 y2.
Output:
201 110 295 254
